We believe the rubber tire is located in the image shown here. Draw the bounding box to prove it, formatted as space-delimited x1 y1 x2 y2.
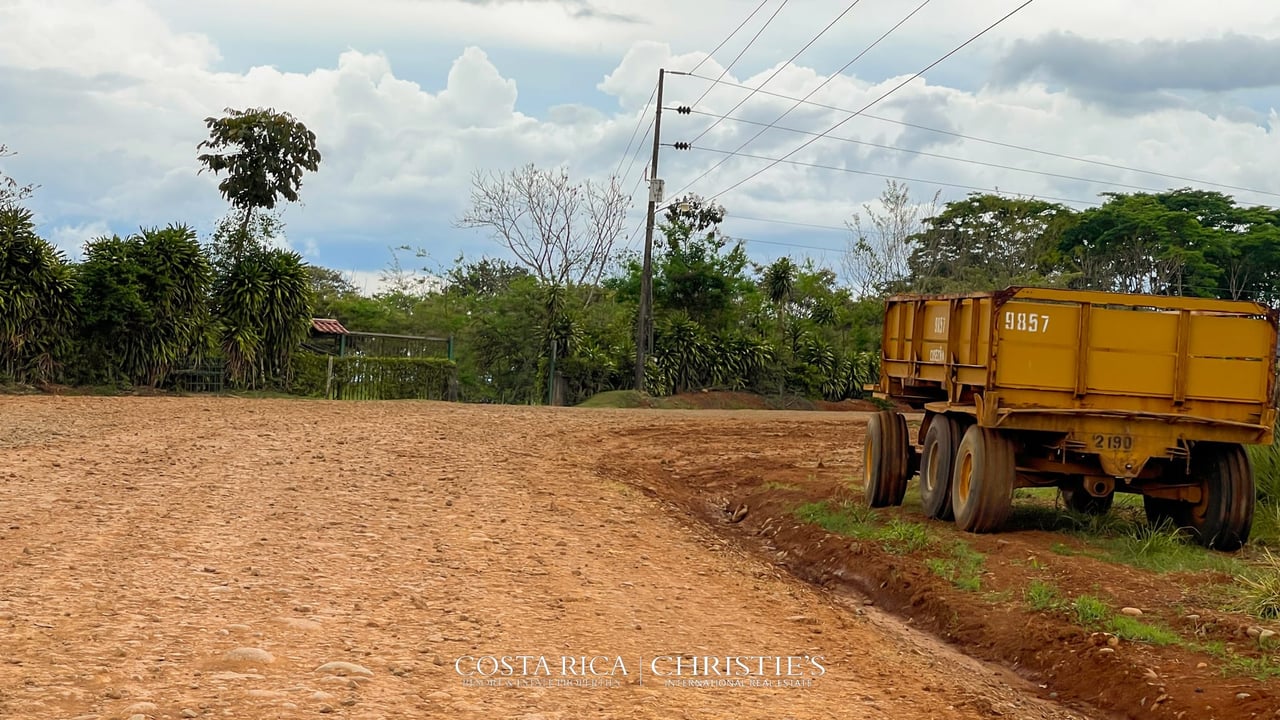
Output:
1183 443 1255 551
951 426 1016 533
864 411 909 508
920 415 961 520
1062 486 1115 515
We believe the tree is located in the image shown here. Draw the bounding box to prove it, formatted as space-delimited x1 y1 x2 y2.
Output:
0 145 37 210
0 207 77 383
907 194 1078 292
456 164 629 293
844 180 940 297
77 225 213 386
446 256 533 298
212 245 313 388
197 107 322 251
1062 192 1221 295
650 194 752 332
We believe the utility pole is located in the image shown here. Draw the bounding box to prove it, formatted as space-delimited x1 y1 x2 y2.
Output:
634 67 665 392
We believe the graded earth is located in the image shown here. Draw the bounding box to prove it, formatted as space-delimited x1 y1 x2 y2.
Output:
0 396 1246 718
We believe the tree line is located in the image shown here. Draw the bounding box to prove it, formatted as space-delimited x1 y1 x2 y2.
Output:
5 114 1279 404
0 111 318 389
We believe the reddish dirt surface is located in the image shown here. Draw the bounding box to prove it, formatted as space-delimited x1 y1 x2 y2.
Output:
0 397 1273 719
600 412 1280 720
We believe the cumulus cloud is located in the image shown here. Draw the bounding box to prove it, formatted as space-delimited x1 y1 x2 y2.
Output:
3 0 1280 281
996 32 1280 93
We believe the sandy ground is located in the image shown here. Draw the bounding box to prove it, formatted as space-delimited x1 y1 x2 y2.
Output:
0 397 1095 720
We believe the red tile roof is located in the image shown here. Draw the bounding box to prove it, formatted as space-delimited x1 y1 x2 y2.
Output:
311 318 349 335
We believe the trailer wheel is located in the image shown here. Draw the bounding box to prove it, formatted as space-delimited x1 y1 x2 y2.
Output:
864 411 909 507
951 426 1016 533
1183 443 1254 551
920 414 961 520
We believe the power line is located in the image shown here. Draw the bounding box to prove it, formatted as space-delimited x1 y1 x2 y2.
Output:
674 0 933 199
681 76 1280 202
620 116 655 195
671 106 1185 197
690 0 867 146
730 233 849 254
688 0 773 76
732 214 850 233
678 143 1101 207
613 82 658 180
704 0 1042 204
688 0 793 111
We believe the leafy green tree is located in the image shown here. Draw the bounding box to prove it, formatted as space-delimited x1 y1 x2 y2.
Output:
907 193 1078 292
212 245 313 388
77 225 213 386
197 107 322 250
0 207 77 383
1062 192 1222 295
446 256 532 298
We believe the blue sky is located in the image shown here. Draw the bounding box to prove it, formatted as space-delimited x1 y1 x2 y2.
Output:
3 0 1280 294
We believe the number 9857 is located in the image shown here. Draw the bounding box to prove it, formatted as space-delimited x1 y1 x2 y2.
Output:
1004 311 1050 333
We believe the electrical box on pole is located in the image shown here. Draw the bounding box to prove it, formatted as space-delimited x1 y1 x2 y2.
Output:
648 178 665 205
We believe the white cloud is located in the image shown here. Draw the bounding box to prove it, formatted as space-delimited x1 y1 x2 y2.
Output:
2 0 1280 277
46 220 113 261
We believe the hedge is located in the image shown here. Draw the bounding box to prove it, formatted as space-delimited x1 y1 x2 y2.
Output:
293 353 456 400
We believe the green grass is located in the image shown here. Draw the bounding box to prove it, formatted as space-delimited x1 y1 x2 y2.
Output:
793 501 937 555
1050 542 1077 556
1107 615 1180 645
576 390 649 408
794 501 881 540
1199 640 1280 680
1025 580 1065 612
1071 594 1111 627
878 518 932 555
925 540 986 591
1234 548 1280 620
794 499 985 588
1247 430 1280 505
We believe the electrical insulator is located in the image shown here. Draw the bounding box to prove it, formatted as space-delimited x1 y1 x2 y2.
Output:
676 105 692 114
674 142 691 151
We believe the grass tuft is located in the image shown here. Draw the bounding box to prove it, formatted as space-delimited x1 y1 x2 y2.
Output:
1071 594 1111 627
1025 580 1065 612
1235 548 1280 620
793 500 879 539
926 541 985 591
1107 615 1179 646
877 518 932 555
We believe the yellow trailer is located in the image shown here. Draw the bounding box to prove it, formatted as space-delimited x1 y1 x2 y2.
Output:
864 286 1279 550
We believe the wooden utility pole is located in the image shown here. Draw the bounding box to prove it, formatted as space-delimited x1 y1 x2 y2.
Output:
634 68 665 392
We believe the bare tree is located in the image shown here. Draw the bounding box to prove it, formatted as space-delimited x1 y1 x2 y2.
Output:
0 145 37 209
842 180 939 298
456 164 629 295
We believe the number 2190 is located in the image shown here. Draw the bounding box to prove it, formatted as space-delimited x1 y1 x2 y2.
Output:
1004 311 1050 333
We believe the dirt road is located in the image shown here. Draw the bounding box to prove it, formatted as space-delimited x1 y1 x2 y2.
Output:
0 397 1094 719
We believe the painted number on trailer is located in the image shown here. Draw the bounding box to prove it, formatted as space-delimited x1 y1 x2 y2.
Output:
1004 311 1050 333
1093 434 1134 451
933 317 946 333
928 348 945 362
